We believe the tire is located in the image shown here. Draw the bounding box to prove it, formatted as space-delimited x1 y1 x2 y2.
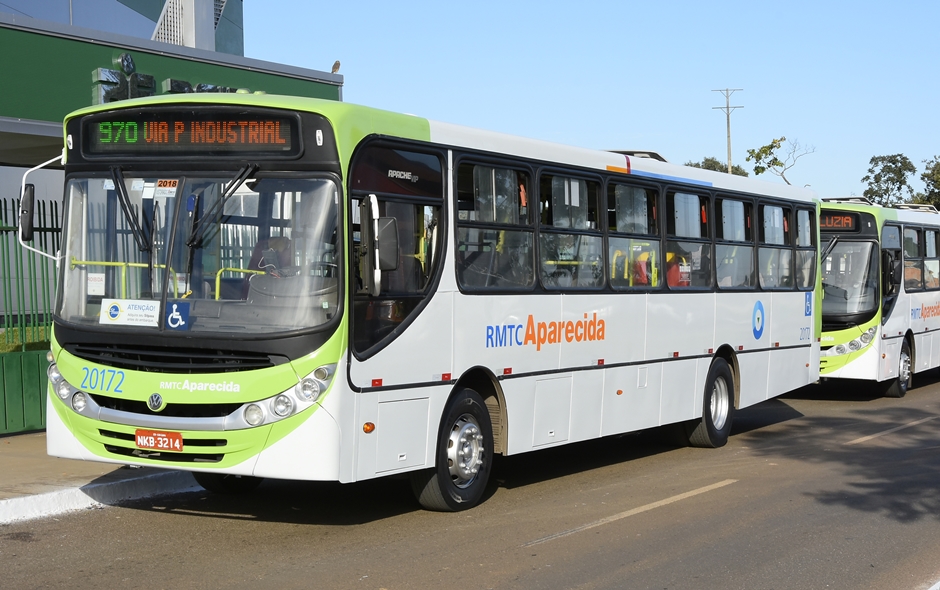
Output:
686 358 735 448
884 340 912 398
193 472 263 494
410 388 493 511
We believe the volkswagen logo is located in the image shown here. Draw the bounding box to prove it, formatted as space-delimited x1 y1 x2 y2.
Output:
147 393 164 412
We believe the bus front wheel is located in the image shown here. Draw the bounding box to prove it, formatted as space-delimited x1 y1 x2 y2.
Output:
193 472 263 494
686 358 734 448
885 340 912 398
410 388 493 511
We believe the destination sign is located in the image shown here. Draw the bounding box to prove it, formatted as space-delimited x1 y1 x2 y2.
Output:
82 110 302 158
820 211 859 232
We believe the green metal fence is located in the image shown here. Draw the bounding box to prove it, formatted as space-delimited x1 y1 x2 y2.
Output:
1 197 59 434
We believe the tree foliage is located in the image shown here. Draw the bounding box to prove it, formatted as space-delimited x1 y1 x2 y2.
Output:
685 156 748 177
913 156 940 207
745 136 815 185
861 154 917 206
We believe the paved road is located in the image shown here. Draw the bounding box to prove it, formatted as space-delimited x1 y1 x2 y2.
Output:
3 375 940 589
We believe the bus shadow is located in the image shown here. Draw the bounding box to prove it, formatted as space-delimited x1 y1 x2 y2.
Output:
745 396 940 525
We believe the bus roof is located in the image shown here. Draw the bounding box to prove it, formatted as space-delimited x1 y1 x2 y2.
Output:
65 93 816 203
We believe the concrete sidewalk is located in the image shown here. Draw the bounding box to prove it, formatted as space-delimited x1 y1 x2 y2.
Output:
0 432 199 524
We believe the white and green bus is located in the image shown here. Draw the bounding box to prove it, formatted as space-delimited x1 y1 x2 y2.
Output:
820 198 940 396
23 94 820 510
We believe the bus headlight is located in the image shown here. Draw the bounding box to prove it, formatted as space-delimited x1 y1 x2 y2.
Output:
244 404 264 426
835 345 847 355
848 340 861 351
71 391 87 412
859 327 875 344
272 395 293 417
48 364 63 385
55 380 72 400
297 378 320 402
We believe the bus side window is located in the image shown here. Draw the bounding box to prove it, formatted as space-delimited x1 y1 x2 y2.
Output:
608 183 660 289
903 227 924 291
454 163 535 290
665 191 711 289
925 230 939 290
758 204 793 290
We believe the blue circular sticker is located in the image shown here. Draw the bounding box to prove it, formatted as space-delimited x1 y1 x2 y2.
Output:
752 300 765 340
107 302 121 320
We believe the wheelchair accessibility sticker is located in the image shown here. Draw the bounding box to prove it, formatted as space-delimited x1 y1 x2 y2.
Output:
165 302 190 330
752 300 765 340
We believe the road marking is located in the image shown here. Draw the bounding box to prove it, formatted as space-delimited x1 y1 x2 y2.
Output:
844 416 938 446
522 479 738 547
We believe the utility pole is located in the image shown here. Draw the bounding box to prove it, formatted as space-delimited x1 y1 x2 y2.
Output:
712 89 743 174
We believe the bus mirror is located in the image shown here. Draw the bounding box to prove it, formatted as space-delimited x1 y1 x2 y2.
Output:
376 217 399 272
359 194 400 297
19 184 35 242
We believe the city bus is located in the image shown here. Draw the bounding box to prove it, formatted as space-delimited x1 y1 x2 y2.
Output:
21 94 820 511
820 198 940 396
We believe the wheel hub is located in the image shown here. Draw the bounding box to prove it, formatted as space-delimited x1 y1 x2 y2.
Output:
446 414 485 489
710 377 730 431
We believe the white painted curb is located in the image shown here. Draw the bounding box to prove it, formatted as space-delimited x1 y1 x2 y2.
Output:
0 470 200 525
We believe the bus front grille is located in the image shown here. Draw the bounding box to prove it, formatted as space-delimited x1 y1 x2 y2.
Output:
65 343 279 374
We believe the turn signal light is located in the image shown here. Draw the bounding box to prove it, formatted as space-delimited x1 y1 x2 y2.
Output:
363 422 375 434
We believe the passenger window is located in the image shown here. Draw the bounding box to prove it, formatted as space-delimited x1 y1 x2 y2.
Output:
904 228 924 291
759 204 793 289
666 192 711 289
455 163 535 291
539 174 603 289
795 209 816 290
925 230 940 290
608 183 660 290
715 198 754 289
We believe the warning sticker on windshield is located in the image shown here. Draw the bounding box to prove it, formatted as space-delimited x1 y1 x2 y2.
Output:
99 299 160 327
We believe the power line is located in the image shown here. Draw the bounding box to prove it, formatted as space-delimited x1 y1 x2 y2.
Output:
712 89 743 174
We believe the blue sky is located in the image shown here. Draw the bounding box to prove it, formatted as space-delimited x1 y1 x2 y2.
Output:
244 0 939 199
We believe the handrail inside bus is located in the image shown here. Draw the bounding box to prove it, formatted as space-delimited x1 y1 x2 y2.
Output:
70 258 179 298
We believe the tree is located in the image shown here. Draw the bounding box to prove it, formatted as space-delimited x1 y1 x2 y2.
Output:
685 157 748 177
861 154 916 206
913 156 940 207
745 136 815 185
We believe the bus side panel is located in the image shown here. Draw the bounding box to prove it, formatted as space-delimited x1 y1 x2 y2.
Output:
767 348 813 399
569 369 603 443
661 359 698 425
714 292 763 359
600 364 662 436
451 294 563 377
737 351 770 408
646 293 715 364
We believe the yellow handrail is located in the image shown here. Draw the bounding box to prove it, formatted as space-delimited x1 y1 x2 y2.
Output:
214 268 264 300
70 258 179 298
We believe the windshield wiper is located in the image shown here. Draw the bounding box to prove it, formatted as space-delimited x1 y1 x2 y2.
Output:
186 163 258 248
110 166 150 252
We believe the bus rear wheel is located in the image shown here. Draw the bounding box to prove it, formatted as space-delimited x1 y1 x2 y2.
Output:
410 388 493 511
686 358 734 448
193 472 263 494
885 340 912 398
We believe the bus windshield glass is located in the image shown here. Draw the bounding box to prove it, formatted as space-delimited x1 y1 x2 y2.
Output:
821 240 879 317
58 173 339 335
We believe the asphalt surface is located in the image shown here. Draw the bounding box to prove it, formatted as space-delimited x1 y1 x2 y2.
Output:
0 431 197 524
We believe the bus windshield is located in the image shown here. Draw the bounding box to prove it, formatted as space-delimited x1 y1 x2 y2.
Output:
57 173 339 335
821 240 879 317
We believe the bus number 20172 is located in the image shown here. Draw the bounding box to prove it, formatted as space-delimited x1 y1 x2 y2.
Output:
799 327 811 341
80 367 125 393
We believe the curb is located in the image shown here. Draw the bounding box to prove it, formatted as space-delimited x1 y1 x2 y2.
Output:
0 470 200 525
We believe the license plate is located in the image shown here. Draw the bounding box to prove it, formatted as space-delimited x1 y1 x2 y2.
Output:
135 429 184 452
